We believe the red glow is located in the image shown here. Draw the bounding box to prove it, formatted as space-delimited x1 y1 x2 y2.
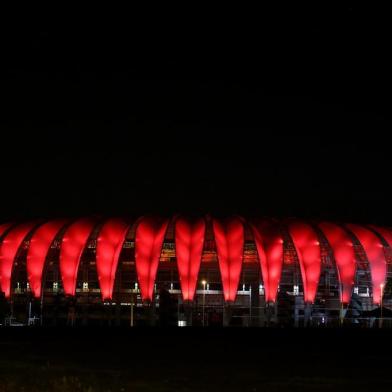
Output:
250 221 283 303
346 224 387 304
175 216 205 301
370 225 392 248
60 217 97 296
0 222 38 298
0 223 13 238
96 218 131 300
26 220 67 298
27 220 68 298
318 222 356 304
1 215 391 307
288 222 321 303
135 216 169 301
213 217 244 302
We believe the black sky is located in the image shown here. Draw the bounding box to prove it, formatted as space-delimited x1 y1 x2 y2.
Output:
1 6 391 224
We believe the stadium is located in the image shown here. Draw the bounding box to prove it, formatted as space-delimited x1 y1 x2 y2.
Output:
0 216 391 327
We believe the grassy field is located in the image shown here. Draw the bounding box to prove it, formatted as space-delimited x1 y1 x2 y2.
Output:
1 327 391 391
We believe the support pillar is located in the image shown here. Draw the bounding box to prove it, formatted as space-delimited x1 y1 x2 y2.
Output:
223 304 232 327
339 304 347 326
184 302 193 326
265 302 276 327
304 303 312 327
147 301 156 326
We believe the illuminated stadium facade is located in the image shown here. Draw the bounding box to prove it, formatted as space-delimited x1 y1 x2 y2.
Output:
0 216 392 327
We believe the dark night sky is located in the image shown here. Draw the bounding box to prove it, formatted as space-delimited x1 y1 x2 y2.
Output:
1 6 391 224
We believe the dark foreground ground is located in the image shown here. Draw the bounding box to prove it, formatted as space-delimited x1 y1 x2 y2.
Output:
1 327 391 391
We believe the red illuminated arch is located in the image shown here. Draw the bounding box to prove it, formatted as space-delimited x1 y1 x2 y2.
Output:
27 219 69 298
174 216 206 301
60 217 98 296
213 217 244 302
135 216 169 301
288 222 321 303
318 222 356 304
250 220 283 303
0 221 39 298
370 225 392 248
346 224 387 305
96 218 131 301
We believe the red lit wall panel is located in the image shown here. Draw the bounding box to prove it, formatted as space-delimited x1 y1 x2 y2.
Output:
346 224 387 304
96 218 131 300
60 217 97 296
318 222 356 304
250 220 283 303
288 222 321 303
175 216 205 301
27 219 68 298
212 217 244 302
135 216 169 301
0 221 38 298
